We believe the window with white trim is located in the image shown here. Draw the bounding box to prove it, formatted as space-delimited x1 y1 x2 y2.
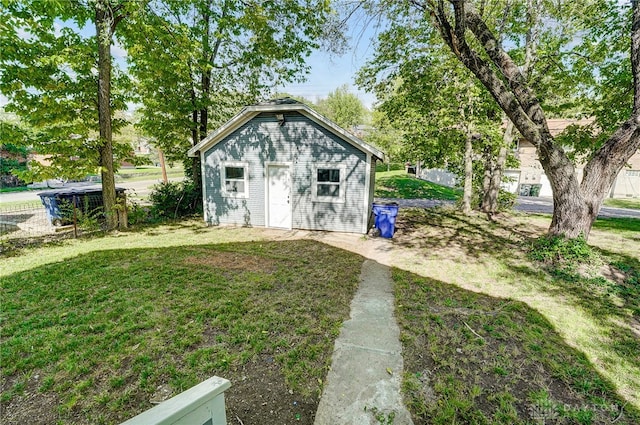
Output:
221 162 249 198
313 164 345 202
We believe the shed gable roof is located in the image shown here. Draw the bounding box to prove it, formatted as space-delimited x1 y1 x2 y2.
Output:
187 99 384 161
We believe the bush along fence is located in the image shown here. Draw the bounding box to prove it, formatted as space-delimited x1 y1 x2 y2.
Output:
1 189 128 240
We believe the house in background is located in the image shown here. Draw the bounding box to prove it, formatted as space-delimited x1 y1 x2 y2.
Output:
187 99 384 234
418 118 640 198
507 119 640 198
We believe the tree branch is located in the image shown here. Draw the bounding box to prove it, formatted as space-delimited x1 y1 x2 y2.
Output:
426 1 539 144
582 1 640 196
462 3 542 122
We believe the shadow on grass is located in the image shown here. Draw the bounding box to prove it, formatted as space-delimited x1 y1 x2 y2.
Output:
393 208 537 261
391 208 640 415
1 239 362 425
504 246 640 376
394 269 640 424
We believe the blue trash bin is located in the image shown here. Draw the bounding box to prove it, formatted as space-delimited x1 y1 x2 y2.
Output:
38 186 125 226
38 191 65 226
372 203 399 238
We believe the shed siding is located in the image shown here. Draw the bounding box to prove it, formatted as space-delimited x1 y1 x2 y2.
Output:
203 112 369 233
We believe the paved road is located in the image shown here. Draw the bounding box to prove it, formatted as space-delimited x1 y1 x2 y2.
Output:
376 196 640 219
515 196 640 219
0 177 182 204
3 187 639 220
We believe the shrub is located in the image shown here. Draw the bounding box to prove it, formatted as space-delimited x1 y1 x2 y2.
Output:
497 189 517 212
528 234 594 269
149 180 202 219
126 198 150 225
375 162 406 172
58 198 102 232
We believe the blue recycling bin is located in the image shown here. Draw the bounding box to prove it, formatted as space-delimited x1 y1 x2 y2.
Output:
372 203 399 238
38 186 125 226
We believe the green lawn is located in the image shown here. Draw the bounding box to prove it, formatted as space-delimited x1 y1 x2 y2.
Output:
2 212 639 424
0 186 35 193
603 198 640 210
0 226 362 424
115 165 184 181
392 210 640 424
375 170 461 200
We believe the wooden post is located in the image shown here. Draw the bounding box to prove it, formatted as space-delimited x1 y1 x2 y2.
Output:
73 195 78 238
118 193 128 229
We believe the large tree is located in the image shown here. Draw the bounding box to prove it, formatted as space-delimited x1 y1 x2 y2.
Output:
315 84 368 131
0 0 137 229
368 0 639 239
125 0 334 191
358 27 503 214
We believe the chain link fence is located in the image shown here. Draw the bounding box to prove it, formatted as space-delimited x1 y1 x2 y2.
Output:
0 200 55 239
1 191 128 243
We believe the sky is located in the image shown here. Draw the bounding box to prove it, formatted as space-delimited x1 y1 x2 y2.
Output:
276 33 380 109
277 6 384 109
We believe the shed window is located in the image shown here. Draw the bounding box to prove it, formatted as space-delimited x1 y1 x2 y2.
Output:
313 165 345 203
221 162 249 198
317 169 340 197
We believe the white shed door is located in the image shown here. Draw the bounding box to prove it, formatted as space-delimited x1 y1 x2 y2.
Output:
267 165 292 229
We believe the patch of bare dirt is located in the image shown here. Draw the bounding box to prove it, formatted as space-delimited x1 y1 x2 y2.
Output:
183 251 278 273
1 375 61 425
225 356 318 425
1 348 320 425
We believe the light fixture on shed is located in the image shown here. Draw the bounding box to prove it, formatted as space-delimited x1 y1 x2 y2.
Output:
275 113 285 126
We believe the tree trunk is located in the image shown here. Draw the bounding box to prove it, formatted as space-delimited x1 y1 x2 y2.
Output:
190 108 200 184
427 0 640 240
95 0 117 230
482 121 514 214
480 0 534 217
480 145 493 209
195 77 209 194
549 121 640 239
187 4 216 195
462 135 473 215
485 146 507 212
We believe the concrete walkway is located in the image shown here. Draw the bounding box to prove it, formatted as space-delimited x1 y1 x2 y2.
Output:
314 259 414 425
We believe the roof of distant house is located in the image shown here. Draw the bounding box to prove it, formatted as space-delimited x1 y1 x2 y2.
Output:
546 118 595 137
